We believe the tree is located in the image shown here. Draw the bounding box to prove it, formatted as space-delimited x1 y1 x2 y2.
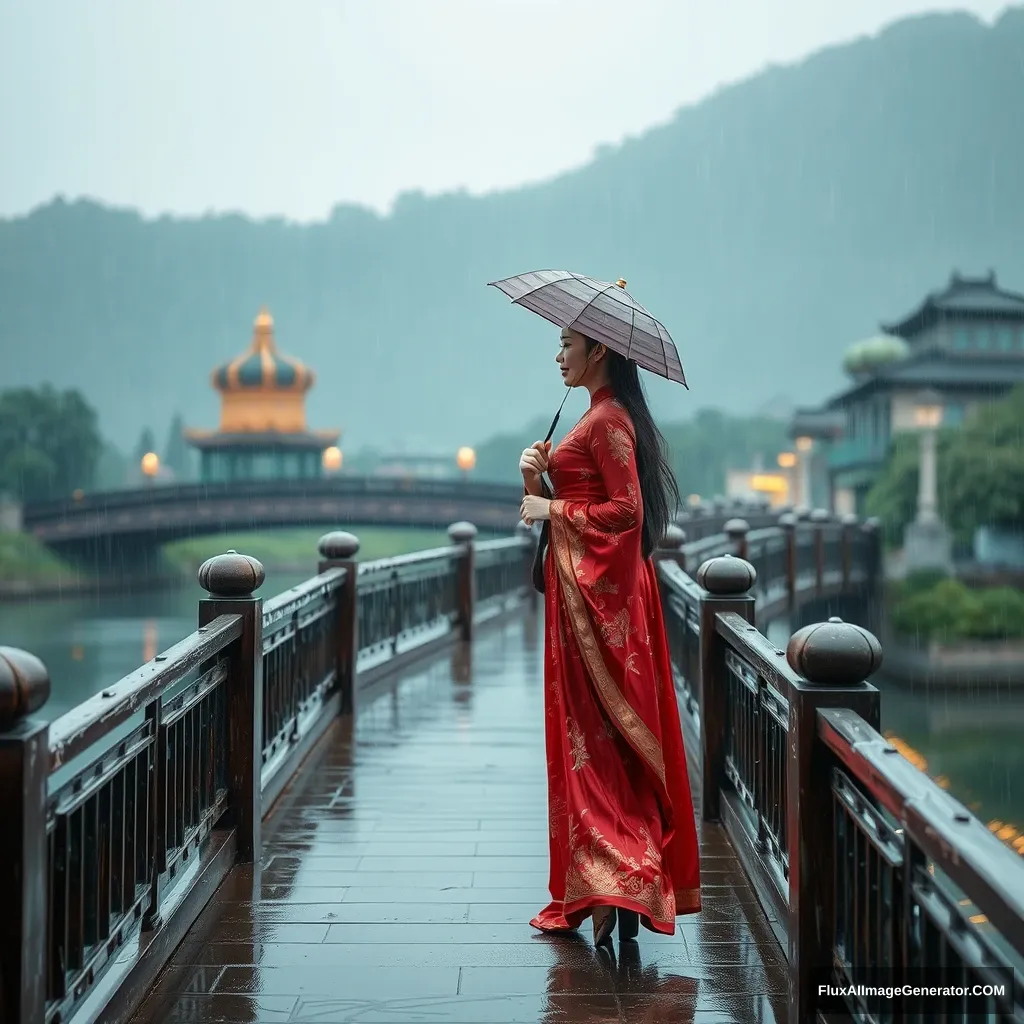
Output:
0 386 102 501
942 385 1024 539
866 385 1024 546
163 412 191 480
133 427 157 466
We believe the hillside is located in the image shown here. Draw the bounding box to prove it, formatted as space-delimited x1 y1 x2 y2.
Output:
2 7 1023 453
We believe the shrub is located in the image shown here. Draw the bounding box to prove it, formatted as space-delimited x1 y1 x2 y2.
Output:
888 576 1024 642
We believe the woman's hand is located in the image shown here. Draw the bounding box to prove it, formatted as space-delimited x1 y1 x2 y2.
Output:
520 494 552 526
519 441 551 485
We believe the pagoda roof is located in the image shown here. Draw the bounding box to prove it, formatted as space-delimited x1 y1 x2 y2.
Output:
825 349 1024 408
213 308 315 393
882 270 1024 337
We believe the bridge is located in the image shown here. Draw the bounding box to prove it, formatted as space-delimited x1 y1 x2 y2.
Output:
20 476 528 568
1 506 1021 1023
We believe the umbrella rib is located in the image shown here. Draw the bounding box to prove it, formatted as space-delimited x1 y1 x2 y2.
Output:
565 279 619 334
625 304 636 361
486 269 572 302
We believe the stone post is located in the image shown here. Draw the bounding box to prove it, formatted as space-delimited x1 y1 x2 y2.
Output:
695 555 757 821
448 521 478 642
515 520 539 608
0 646 51 1024
810 508 831 595
785 617 882 1024
198 550 265 864
318 531 361 715
724 517 750 561
658 523 687 571
840 513 859 589
779 512 797 613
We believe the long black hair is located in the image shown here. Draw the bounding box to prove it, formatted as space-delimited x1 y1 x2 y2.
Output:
586 338 680 558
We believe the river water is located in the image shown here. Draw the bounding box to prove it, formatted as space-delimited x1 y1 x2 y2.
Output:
2 578 1022 853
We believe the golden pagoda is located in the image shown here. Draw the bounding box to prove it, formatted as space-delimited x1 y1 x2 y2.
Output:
185 308 341 482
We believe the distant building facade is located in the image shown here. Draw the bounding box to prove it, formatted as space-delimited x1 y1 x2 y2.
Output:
790 271 1024 513
185 308 340 483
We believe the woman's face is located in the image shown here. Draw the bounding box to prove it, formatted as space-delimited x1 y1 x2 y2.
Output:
556 328 593 387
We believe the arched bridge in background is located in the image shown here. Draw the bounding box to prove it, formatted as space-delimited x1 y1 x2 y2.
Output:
2 505 1021 1024
21 477 529 567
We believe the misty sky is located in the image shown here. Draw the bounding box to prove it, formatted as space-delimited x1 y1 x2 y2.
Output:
0 0 1012 221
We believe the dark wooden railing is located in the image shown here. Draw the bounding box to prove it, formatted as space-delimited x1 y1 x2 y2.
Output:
0 520 532 1024
4 499 1022 1024
655 510 1024 1023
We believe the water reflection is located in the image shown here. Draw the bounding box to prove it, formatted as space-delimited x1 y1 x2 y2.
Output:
766 611 1024 850
0 572 311 722
538 935 700 1023
881 681 1024 840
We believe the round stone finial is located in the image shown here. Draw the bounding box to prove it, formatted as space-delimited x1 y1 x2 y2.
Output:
0 646 51 728
793 506 811 521
448 521 478 544
696 554 757 596
841 513 859 527
787 617 883 685
197 550 265 598
724 517 750 538
662 523 686 549
317 531 360 560
778 511 797 529
862 516 882 534
810 508 831 524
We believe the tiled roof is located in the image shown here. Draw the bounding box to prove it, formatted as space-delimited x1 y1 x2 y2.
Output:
883 271 1024 336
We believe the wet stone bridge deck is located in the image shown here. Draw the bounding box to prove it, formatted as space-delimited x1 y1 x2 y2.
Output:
133 615 786 1024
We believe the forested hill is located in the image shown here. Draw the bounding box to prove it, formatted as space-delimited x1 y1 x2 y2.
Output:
2 7 1023 453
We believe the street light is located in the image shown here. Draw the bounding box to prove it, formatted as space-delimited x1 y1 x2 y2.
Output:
456 447 476 476
913 389 943 430
777 452 797 469
322 446 343 473
904 388 951 572
795 436 814 506
140 451 159 484
913 389 943 524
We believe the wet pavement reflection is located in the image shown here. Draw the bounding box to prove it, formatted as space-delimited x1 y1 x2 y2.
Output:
132 615 785 1023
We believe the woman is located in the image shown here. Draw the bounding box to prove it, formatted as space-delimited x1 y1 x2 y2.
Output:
519 326 701 946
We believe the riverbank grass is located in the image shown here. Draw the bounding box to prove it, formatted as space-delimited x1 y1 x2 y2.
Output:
163 526 460 570
0 532 77 582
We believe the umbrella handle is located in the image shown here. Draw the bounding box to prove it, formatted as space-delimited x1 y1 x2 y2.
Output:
543 411 559 444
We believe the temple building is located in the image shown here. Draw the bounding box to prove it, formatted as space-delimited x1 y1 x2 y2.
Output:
790 271 1024 513
185 308 340 483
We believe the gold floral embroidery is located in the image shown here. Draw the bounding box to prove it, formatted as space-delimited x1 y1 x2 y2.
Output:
567 718 590 771
562 811 674 923
578 467 594 480
567 507 589 580
599 607 635 648
606 425 633 466
623 482 639 526
547 510 667 787
589 575 619 596
548 795 567 839
625 651 641 674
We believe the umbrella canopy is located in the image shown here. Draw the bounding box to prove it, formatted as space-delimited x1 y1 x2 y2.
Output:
488 269 687 388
